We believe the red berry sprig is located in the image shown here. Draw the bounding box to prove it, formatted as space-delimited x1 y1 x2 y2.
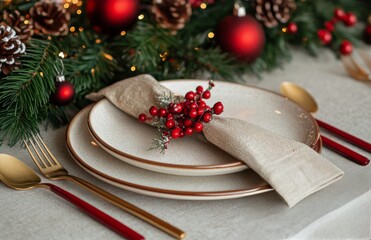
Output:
316 8 357 55
138 80 224 153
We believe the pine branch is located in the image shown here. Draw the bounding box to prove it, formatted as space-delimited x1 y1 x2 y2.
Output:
55 31 119 103
0 38 59 145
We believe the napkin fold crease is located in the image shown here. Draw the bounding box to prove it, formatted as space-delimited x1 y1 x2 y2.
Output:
86 74 344 207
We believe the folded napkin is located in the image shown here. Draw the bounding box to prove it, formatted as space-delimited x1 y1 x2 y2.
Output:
86 74 344 207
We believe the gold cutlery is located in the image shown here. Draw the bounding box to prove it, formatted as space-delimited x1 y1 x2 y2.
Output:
24 134 185 240
341 52 371 82
280 82 370 166
0 154 144 240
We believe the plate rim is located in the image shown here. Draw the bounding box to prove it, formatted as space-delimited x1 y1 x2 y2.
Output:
87 98 247 170
87 79 320 173
66 105 275 198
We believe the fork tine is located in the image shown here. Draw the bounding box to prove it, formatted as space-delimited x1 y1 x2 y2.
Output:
24 139 48 169
31 134 56 167
35 134 60 165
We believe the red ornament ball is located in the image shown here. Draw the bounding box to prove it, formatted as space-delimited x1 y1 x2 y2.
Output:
86 0 140 34
343 12 357 27
339 40 352 55
317 29 332 45
364 25 371 44
216 15 265 62
50 81 75 106
286 22 298 34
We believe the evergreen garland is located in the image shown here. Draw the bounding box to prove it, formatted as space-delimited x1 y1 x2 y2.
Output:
0 0 370 145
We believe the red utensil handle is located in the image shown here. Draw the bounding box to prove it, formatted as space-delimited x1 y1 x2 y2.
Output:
45 183 145 240
316 119 371 153
321 135 370 166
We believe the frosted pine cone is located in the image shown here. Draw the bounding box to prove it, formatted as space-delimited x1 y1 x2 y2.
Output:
255 0 296 28
2 10 34 43
152 0 192 34
30 0 70 36
0 25 26 75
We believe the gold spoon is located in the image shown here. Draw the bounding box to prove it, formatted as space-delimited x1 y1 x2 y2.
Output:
280 82 370 166
0 154 144 240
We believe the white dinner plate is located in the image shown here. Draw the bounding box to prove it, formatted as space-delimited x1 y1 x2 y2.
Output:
88 80 320 176
66 105 274 200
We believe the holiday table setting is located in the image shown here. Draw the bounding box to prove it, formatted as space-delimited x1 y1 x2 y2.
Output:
1 0 371 239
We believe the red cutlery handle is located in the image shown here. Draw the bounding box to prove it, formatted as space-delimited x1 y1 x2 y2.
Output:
45 183 145 240
321 135 370 166
316 119 371 153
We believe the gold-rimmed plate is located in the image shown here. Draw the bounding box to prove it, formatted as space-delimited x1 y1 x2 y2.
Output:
87 80 320 176
67 105 274 200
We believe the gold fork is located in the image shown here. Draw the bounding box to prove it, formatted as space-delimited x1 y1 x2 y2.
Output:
341 52 371 82
24 134 185 240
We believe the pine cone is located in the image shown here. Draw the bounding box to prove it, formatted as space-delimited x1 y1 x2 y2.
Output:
30 0 70 36
255 0 296 28
2 10 34 43
0 25 26 75
152 0 192 34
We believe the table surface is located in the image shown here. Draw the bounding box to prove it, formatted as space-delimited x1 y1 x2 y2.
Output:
1 49 370 240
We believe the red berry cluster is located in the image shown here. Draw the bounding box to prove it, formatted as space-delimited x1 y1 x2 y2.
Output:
317 8 356 55
138 81 224 151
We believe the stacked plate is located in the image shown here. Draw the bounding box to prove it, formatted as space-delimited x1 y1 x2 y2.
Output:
66 80 321 200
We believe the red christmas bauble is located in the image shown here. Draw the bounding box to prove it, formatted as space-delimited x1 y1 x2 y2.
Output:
340 40 352 55
216 15 265 62
364 25 371 44
50 81 75 106
86 0 140 34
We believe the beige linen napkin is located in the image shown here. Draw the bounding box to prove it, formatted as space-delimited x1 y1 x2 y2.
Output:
86 74 344 207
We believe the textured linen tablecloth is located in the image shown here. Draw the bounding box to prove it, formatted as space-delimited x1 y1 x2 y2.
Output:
1 49 370 240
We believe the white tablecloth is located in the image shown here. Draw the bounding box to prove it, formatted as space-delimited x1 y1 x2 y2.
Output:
1 50 370 240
